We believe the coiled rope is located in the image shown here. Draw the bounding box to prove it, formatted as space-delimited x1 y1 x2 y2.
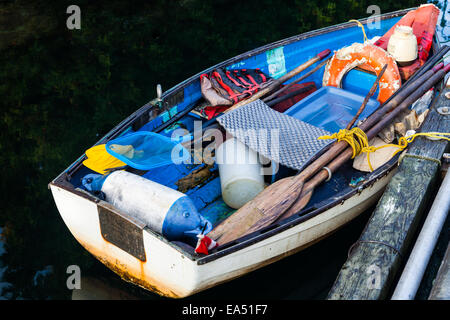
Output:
319 128 450 172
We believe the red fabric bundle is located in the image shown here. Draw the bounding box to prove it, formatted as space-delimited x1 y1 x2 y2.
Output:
201 82 317 119
373 4 440 81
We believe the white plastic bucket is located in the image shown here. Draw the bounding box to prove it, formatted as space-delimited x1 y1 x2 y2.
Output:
216 137 265 209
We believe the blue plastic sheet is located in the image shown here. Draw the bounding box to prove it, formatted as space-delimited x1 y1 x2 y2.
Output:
105 131 190 170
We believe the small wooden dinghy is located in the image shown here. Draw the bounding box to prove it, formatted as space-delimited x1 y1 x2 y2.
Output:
49 8 440 298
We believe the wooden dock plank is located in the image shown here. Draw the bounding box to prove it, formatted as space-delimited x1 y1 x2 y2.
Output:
327 87 450 300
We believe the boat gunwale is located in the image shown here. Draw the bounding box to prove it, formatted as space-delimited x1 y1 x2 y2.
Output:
49 7 418 263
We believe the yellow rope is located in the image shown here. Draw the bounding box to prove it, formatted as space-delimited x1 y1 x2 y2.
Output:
318 127 370 159
349 19 369 43
373 132 450 156
319 129 450 172
362 132 450 171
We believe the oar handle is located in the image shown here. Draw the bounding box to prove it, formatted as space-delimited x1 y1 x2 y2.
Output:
285 63 447 204
366 65 449 138
317 49 332 59
278 65 450 221
345 64 388 130
444 63 450 73
274 49 331 85
263 56 331 103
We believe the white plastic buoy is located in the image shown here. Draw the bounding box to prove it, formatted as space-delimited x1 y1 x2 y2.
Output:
216 137 265 209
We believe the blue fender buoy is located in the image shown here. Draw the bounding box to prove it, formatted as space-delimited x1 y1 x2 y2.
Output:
82 171 212 241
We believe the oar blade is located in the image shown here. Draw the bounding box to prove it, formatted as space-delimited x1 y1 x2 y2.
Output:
277 188 314 221
209 176 304 245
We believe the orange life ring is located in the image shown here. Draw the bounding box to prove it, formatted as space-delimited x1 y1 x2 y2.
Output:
323 42 401 104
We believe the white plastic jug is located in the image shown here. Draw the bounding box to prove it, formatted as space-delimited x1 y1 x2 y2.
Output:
216 137 265 209
387 25 417 65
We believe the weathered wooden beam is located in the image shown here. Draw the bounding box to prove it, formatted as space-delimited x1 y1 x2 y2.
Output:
327 87 450 300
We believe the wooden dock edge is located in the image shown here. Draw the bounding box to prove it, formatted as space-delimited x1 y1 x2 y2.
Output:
327 86 450 300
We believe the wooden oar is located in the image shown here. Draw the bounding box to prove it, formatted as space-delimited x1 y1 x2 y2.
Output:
260 63 450 225
266 83 315 107
239 66 386 236
262 57 332 103
208 63 447 245
223 49 331 114
345 64 387 130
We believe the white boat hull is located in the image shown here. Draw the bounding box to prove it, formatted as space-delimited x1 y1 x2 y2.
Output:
50 168 395 298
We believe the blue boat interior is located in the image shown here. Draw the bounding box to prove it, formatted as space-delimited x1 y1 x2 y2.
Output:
69 14 427 248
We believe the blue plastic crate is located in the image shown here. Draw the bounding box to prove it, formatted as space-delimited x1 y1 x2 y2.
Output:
284 86 380 133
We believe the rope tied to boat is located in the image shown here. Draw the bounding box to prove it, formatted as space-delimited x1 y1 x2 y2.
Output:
319 129 450 172
348 239 404 259
318 127 369 159
400 153 442 167
348 19 369 43
369 132 450 168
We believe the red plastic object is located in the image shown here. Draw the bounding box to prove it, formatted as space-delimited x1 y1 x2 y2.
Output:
374 4 440 81
317 49 331 60
271 82 317 113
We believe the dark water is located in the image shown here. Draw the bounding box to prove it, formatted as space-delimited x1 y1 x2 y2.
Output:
1 0 447 301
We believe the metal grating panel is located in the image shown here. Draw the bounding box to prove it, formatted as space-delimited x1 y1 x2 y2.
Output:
217 99 334 171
